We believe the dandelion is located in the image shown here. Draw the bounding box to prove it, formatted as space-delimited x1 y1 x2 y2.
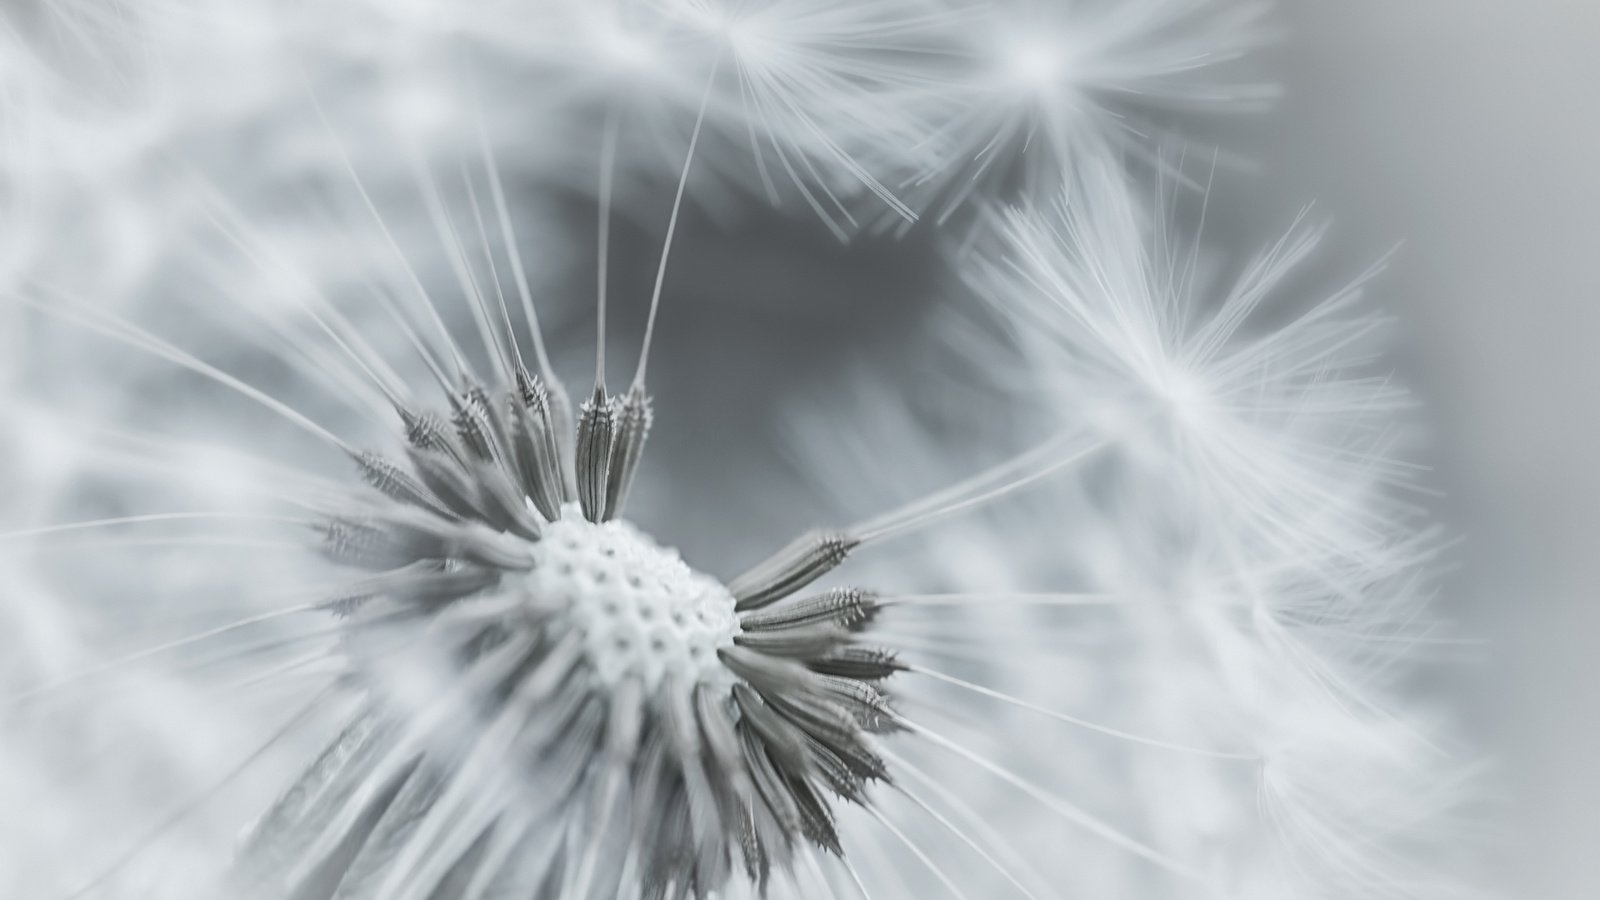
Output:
6 149 1210 897
383 0 959 234
0 2 1479 899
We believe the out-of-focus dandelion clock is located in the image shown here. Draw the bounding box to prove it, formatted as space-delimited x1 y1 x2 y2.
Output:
410 0 951 236
890 0 1277 226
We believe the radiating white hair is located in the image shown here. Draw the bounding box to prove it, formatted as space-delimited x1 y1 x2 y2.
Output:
0 2 1479 898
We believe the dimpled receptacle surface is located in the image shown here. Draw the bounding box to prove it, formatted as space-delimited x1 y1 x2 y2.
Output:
529 506 740 691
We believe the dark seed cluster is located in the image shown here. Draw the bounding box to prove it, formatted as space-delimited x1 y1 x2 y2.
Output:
231 368 906 899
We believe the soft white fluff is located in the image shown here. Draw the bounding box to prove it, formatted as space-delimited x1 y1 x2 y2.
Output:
0 2 1475 898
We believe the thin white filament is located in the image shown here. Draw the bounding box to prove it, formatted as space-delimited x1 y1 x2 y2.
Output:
895 716 1208 882
798 850 846 900
14 291 352 454
595 103 621 385
64 690 334 899
409 150 506 383
906 663 1257 761
851 429 1110 544
301 80 471 379
5 600 323 706
880 592 1129 609
879 746 1061 900
0 512 314 542
475 96 557 383
13 536 307 554
839 854 876 900
632 55 724 390
183 170 415 411
878 756 1044 900
861 802 971 900
459 156 524 376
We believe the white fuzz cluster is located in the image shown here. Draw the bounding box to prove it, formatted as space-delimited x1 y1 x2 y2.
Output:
535 508 740 691
0 2 1481 899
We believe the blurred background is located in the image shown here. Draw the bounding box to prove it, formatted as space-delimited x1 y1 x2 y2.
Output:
1246 2 1600 896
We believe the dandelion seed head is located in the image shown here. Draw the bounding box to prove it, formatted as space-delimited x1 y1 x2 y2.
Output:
1 2 1480 896
210 356 914 898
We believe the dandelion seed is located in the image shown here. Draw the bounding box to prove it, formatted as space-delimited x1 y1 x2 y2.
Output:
891 0 1277 227
199 347 1138 898
966 160 1420 575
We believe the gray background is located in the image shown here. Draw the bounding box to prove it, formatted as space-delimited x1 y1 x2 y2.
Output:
1257 3 1599 896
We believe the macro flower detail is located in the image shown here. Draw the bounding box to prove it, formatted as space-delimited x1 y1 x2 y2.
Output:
0 2 1485 899
217 352 914 899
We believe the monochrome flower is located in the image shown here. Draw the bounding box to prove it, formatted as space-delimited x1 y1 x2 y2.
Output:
0 2 1481 899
